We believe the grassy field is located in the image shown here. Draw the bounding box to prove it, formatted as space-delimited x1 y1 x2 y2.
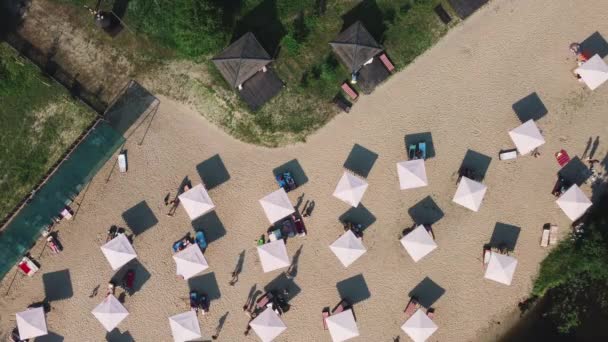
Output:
48 0 457 146
0 43 96 220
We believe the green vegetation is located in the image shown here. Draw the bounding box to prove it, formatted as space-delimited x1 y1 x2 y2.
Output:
531 192 608 334
0 43 96 219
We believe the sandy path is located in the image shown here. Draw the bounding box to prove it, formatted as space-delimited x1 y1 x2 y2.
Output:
2 0 608 341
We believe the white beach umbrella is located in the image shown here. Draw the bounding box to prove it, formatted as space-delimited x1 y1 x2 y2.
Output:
173 244 209 280
101 233 137 271
575 54 608 90
484 251 518 286
401 309 438 342
92 295 129 332
16 307 47 339
400 225 437 262
178 184 215 220
508 120 546 155
397 159 428 189
556 184 592 221
452 177 487 212
259 188 295 224
169 311 202 342
257 239 290 273
326 309 359 342
333 171 369 207
249 307 287 342
330 230 366 267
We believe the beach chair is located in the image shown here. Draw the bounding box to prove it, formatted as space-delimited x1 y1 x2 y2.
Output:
540 227 550 247
322 308 330 330
404 296 420 317
408 144 417 160
379 53 395 72
61 207 73 220
118 152 127 173
256 292 274 309
341 82 359 100
549 225 559 245
332 299 349 314
427 309 436 320
418 142 427 160
483 246 491 266
555 150 571 167
18 256 39 276
499 149 517 161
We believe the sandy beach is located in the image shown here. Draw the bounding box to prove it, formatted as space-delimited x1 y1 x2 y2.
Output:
2 0 608 341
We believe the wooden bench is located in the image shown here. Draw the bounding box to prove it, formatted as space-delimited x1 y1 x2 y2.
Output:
379 53 395 72
341 82 358 100
333 95 351 113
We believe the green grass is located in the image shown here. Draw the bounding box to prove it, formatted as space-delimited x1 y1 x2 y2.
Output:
0 43 96 219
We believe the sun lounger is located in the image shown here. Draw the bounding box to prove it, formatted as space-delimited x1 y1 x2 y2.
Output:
322 308 330 330
499 149 517 161
256 292 274 309
118 152 127 173
483 246 491 265
195 231 207 250
61 207 73 220
549 225 559 245
540 227 550 247
341 82 359 100
555 150 571 167
332 299 349 314
18 256 39 276
427 309 436 320
379 53 395 72
404 296 420 317
418 142 427 160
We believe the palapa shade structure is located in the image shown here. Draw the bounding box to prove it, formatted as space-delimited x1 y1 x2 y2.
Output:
101 233 137 271
169 311 202 342
508 119 545 155
400 225 437 262
330 230 366 267
212 32 272 88
333 171 369 207
575 54 608 90
401 309 438 342
259 188 295 224
173 244 209 280
330 21 383 73
326 309 359 342
178 184 215 220
257 239 290 273
397 159 428 189
556 184 592 221
16 307 48 339
484 251 518 286
92 295 129 332
249 307 287 342
452 177 487 212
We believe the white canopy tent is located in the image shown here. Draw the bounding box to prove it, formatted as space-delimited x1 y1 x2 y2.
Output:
249 307 287 342
178 184 215 220
575 54 608 90
326 309 359 342
16 307 48 340
101 233 137 270
173 244 209 280
556 184 592 221
484 251 518 286
397 159 428 190
330 230 366 267
508 120 546 155
452 177 487 212
333 171 369 207
259 188 295 224
257 239 290 273
169 311 202 342
401 309 438 342
92 295 129 332
400 225 437 262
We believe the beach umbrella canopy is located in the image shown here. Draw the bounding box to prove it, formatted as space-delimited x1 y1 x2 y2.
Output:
173 244 209 280
257 239 290 273
397 159 428 189
401 309 438 342
92 295 129 332
169 311 202 342
259 188 295 224
16 307 47 339
556 184 592 221
484 252 518 285
330 230 366 267
452 177 487 212
326 309 359 342
212 32 272 88
575 54 608 90
508 120 546 155
178 184 215 220
400 225 437 262
333 171 369 207
249 307 287 342
101 233 137 270
330 21 383 73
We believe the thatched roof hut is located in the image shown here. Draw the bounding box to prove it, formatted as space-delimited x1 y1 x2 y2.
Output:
330 21 383 73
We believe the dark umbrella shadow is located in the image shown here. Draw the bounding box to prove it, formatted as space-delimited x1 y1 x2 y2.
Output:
404 132 436 159
458 149 492 181
43 269 73 302
122 201 158 236
581 31 608 58
336 274 371 305
512 92 547 123
191 211 227 245
339 204 376 231
343 144 379 178
273 159 308 187
196 154 231 190
489 223 521 252
188 272 221 302
408 277 445 308
408 196 444 226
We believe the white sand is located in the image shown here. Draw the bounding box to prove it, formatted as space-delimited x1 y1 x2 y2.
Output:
2 0 608 341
